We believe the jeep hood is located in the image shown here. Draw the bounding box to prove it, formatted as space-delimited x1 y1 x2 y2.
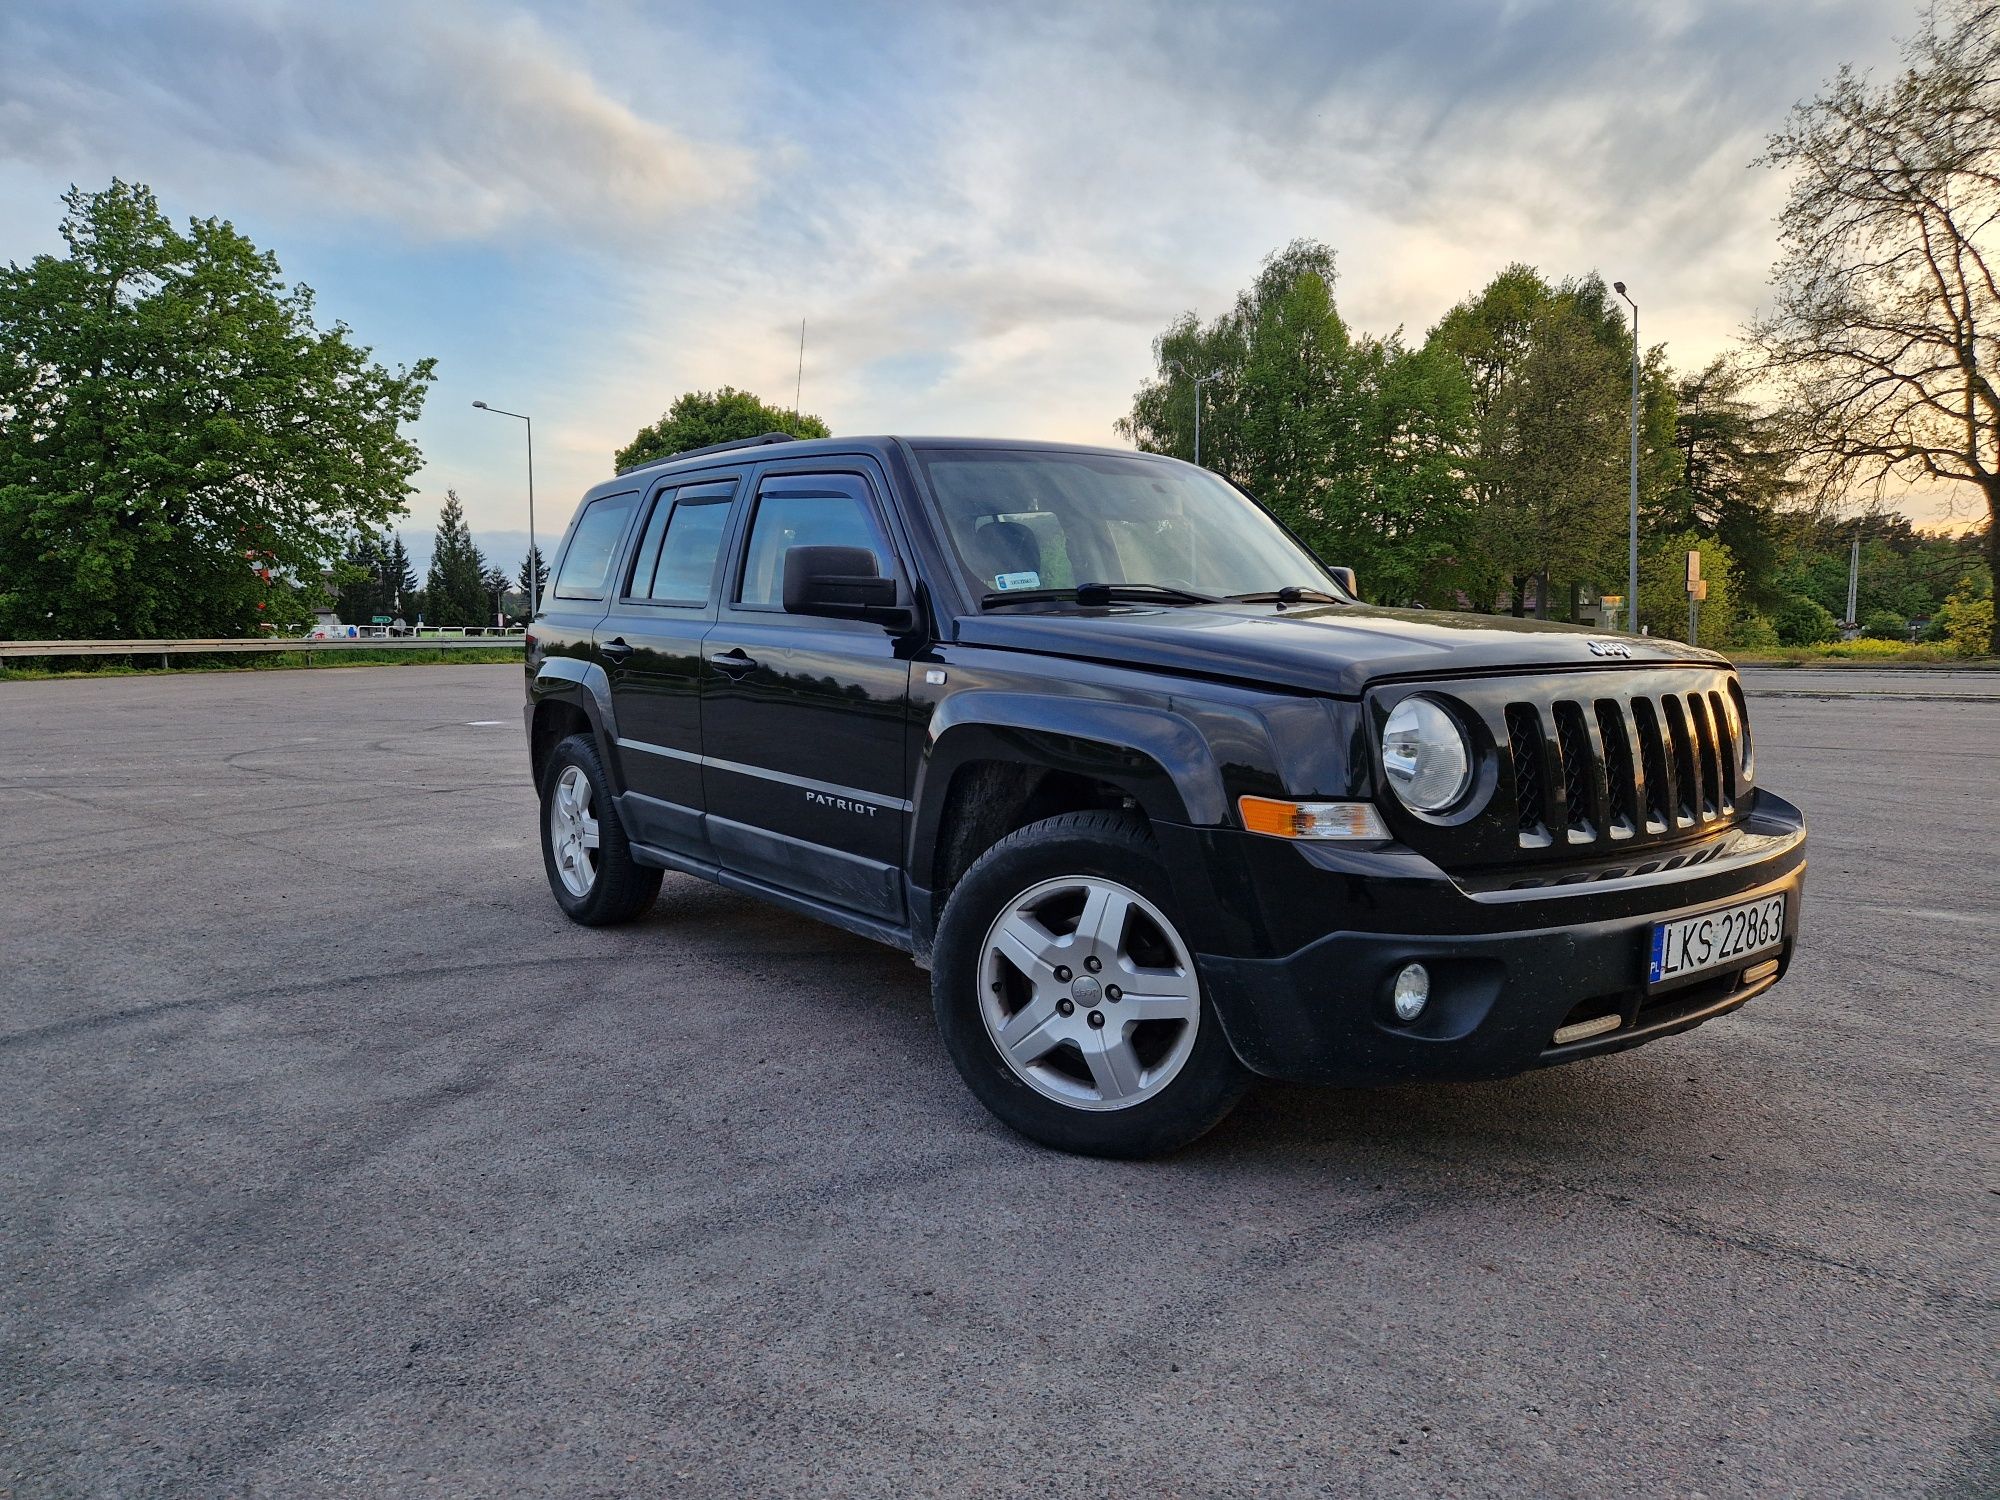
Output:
951 602 1727 697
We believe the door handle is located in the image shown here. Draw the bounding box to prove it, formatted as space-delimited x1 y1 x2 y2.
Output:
599 637 634 664
711 647 759 677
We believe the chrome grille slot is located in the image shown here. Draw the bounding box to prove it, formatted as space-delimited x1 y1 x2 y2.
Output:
1728 678 1753 779
1631 697 1672 833
1593 700 1638 838
1687 691 1721 819
1552 701 1596 842
1709 690 1738 811
1660 695 1698 825
1505 703 1550 847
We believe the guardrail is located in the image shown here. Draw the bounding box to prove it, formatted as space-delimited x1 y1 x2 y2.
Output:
1 634 524 662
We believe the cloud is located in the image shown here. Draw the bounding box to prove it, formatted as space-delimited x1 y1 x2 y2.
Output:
762 0 1911 426
508 0 1914 499
0 0 751 239
2 0 1944 529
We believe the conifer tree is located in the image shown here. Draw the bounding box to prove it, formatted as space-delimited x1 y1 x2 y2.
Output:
384 537 418 614
517 545 548 609
424 492 491 625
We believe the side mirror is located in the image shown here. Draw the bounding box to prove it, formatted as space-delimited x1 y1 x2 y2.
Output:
782 545 914 631
1328 566 1358 597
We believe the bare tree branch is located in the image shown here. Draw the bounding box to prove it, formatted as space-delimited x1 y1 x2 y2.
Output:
1750 1 2000 647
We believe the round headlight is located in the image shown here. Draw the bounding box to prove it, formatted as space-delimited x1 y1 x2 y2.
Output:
1381 697 1472 812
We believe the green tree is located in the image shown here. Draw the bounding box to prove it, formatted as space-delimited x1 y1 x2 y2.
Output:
1115 308 1249 479
1667 357 1797 610
1639 531 1735 645
482 564 514 624
1427 267 1664 618
1751 0 2000 653
1324 338 1474 605
1860 607 1909 640
1232 242 1362 531
1118 241 1473 604
1935 573 1995 654
424 491 490 625
1773 593 1840 646
333 533 388 623
1733 613 1782 649
616 386 828 471
0 180 434 637
1774 512 1991 623
384 536 418 615
517 544 548 608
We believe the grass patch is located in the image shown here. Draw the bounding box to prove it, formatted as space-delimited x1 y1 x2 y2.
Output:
1 646 523 681
1730 641 1995 666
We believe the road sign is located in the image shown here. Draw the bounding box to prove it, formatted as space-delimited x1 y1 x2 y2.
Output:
1690 578 1709 602
371 616 391 625
1686 549 1702 587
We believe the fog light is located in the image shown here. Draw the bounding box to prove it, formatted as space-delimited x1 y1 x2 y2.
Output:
1392 962 1430 1021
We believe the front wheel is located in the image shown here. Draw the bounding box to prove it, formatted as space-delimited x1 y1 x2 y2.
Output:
539 733 662 926
931 811 1248 1158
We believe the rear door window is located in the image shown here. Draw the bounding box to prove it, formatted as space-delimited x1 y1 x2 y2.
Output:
624 489 676 598
637 491 733 605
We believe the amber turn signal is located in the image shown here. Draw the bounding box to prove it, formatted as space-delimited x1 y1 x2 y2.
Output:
1237 796 1389 841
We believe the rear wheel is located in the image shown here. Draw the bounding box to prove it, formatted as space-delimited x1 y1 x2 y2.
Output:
540 733 661 926
932 811 1248 1157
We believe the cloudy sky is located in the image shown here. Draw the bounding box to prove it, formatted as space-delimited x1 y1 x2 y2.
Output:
0 0 1942 569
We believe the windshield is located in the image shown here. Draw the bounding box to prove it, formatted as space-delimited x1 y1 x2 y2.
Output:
915 448 1340 605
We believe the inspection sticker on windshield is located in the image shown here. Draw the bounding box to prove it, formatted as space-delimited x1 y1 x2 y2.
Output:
993 571 1041 591
1648 895 1785 986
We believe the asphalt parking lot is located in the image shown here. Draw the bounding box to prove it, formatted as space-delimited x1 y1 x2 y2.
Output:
2 663 1993 1498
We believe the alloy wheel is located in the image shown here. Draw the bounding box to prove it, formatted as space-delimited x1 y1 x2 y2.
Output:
550 764 600 898
977 874 1200 1112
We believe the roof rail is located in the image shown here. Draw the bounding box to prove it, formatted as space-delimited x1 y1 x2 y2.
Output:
616 430 800 475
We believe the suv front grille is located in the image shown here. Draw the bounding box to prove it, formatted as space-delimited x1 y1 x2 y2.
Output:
1501 679 1743 851
1369 666 1753 871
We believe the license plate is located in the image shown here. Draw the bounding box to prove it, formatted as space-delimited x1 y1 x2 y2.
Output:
1648 895 1786 986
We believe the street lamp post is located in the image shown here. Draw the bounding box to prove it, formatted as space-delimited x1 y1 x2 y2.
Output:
1174 367 1223 468
472 400 538 615
1612 283 1640 635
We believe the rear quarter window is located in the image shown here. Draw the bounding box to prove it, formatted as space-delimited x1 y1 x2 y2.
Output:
552 492 638 600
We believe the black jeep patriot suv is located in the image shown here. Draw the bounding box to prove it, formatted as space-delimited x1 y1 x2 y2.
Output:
524 434 1806 1157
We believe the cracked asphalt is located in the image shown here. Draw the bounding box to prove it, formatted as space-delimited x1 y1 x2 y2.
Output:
2 663 1993 1498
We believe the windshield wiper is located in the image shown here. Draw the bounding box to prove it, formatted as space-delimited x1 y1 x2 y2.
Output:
1226 585 1345 606
979 587 1074 608
1076 581 1220 606
980 581 1222 610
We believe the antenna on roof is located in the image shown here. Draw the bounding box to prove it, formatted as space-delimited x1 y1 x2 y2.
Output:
795 317 805 419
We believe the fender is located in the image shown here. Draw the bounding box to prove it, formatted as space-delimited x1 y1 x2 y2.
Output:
912 688 1228 851
528 657 625 792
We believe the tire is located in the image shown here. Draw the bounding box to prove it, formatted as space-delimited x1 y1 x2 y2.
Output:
931 811 1249 1158
539 733 662 926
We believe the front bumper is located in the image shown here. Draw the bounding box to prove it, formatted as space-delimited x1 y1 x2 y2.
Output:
1157 790 1807 1086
